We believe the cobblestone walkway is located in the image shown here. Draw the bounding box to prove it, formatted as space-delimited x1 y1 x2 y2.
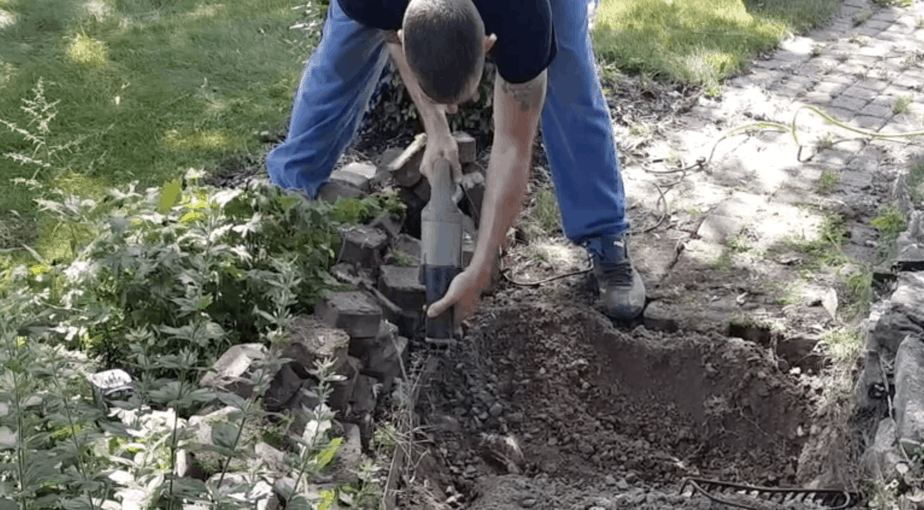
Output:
621 0 924 338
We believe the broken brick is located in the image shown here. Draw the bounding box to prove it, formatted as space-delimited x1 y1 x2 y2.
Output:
284 316 350 377
365 334 409 389
463 161 484 175
378 264 426 311
330 356 362 415
369 214 403 240
330 168 371 193
453 131 476 164
338 225 388 267
460 171 486 222
351 375 378 415
200 343 268 399
388 134 426 188
315 291 382 340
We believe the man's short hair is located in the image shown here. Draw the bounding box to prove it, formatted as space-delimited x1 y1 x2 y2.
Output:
403 0 484 104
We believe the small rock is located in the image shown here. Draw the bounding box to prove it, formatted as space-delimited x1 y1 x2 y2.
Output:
520 497 537 508
616 478 630 490
489 402 503 417
578 442 595 455
547 437 558 447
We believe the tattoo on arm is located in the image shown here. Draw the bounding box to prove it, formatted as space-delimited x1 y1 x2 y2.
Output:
501 76 545 113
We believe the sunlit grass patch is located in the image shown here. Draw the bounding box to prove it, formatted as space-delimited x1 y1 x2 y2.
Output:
593 0 787 90
164 129 237 152
592 0 841 90
67 32 109 67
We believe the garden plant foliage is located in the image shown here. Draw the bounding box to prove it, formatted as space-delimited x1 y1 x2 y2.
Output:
0 172 398 509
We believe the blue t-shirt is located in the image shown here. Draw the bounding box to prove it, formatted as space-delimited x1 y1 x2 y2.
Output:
337 0 557 84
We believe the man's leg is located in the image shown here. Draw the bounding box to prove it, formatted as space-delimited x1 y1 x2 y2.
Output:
541 0 626 242
541 0 645 319
266 0 390 199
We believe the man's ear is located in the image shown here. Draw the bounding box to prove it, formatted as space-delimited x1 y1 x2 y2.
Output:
483 33 497 53
397 29 405 47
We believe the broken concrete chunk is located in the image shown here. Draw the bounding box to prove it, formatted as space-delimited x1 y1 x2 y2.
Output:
460 171 486 222
89 369 135 408
188 407 256 476
318 179 365 202
861 417 904 480
264 362 304 413
330 356 362 415
642 301 680 333
871 308 924 357
369 213 403 239
895 211 924 271
463 161 485 175
365 335 409 387
329 169 371 194
413 174 431 202
453 131 476 164
206 473 276 510
315 291 382 339
391 234 422 266
378 265 427 312
351 375 379 415
284 316 350 377
894 335 924 456
201 344 268 399
388 133 426 188
892 272 924 316
338 225 388 267
340 161 377 181
318 423 365 485
349 320 396 361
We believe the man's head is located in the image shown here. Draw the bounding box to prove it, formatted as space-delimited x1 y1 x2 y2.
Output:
399 0 496 111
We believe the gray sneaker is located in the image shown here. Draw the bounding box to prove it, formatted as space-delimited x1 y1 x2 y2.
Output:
585 233 646 320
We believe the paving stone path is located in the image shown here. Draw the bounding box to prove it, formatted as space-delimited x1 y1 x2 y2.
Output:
620 0 923 335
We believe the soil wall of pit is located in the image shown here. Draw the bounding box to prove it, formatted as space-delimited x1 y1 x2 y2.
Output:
409 303 835 508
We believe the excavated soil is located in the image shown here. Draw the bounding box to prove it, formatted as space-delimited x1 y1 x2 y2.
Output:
395 291 852 510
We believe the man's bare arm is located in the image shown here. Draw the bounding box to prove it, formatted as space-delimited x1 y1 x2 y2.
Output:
469 70 547 280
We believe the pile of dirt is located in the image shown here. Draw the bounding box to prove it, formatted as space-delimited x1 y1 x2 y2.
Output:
399 297 841 509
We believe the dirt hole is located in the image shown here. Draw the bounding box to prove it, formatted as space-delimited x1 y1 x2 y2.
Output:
404 303 835 509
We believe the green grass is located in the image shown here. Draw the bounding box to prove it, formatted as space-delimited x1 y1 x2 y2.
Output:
0 0 319 246
592 0 841 92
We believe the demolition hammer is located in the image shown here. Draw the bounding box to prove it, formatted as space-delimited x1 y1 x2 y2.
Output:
419 158 464 347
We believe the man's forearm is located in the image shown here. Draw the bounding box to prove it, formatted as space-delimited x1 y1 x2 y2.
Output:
386 40 451 139
469 71 547 281
469 145 529 278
